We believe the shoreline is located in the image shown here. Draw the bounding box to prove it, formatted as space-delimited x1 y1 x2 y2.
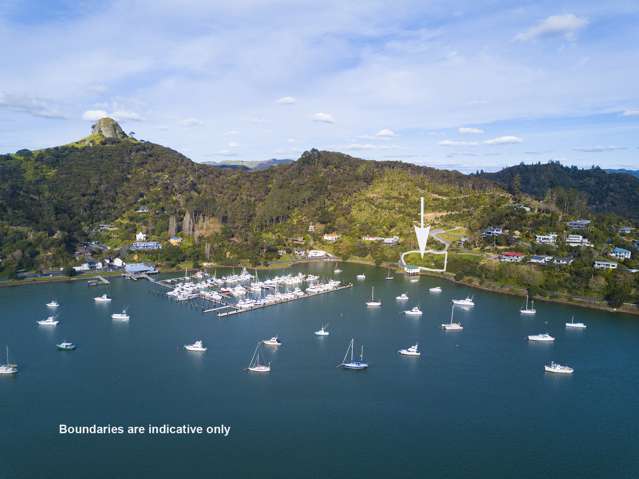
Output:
2 258 637 317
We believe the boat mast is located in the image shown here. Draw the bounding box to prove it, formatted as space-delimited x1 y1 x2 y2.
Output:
248 342 259 369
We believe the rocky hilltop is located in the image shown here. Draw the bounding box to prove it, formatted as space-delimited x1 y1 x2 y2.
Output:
91 117 128 140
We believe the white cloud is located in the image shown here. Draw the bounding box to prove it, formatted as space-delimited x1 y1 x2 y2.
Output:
82 109 109 121
227 141 239 148
180 118 204 127
458 127 484 134
82 108 143 122
276 96 296 105
0 92 65 119
343 143 399 151
483 136 523 145
224 130 239 136
439 139 479 147
312 112 335 124
375 128 396 138
287 138 296 143
515 14 589 42
112 109 143 121
215 149 237 156
622 109 639 117
573 146 626 153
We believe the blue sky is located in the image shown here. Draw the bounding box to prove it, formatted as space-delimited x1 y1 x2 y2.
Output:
1 0 638 172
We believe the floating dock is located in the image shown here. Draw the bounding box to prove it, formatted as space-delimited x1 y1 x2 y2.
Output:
217 283 353 318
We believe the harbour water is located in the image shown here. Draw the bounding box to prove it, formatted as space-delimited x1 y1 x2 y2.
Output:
1 263 638 478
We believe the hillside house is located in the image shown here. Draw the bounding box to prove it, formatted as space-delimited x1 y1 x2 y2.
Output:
610 247 631 260
594 260 618 270
500 251 526 263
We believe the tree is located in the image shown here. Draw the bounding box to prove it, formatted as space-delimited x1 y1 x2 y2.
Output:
605 274 631 308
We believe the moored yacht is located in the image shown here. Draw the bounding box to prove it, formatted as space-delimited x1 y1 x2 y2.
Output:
365 287 382 307
356 274 366 280
452 296 475 308
334 268 342 274
398 344 421 357
263 336 282 347
404 306 423 316
385 268 394 280
246 342 270 373
528 333 555 342
111 309 130 321
0 347 18 375
46 300 59 309
94 294 112 303
315 325 330 336
442 304 463 331
520 295 536 315
56 341 76 351
396 293 409 301
184 340 207 352
37 316 59 326
429 286 442 293
338 339 368 370
565 316 587 329
544 362 574 374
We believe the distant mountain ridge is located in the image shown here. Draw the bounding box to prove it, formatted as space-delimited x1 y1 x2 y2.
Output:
204 158 294 170
606 168 639 178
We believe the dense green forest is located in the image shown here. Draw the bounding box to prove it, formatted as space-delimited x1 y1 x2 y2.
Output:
1 120 638 308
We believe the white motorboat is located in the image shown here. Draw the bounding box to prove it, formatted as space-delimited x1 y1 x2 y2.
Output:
566 316 587 329
396 293 409 301
409 277 419 283
56 341 76 351
338 339 368 370
520 295 536 315
356 274 366 280
0 347 18 375
94 294 112 303
263 336 282 347
334 268 342 274
184 340 207 352
442 304 463 331
385 268 394 280
46 300 59 309
544 362 574 374
429 286 442 293
398 344 421 357
37 316 59 326
452 296 474 308
246 342 271 373
365 287 382 307
315 325 330 336
111 309 130 321
404 306 423 316
528 333 555 342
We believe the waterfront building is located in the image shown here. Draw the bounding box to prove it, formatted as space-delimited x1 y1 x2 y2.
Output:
594 260 618 270
130 241 162 251
610 247 632 260
500 251 526 263
535 233 558 245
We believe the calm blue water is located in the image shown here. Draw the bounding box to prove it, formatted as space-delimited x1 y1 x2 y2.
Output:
1 263 638 478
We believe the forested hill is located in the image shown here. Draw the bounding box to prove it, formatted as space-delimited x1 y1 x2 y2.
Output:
0 124 491 245
478 162 639 220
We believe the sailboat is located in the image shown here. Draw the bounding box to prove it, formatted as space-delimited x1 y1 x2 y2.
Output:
315 324 330 336
338 339 368 370
246 342 271 373
0 347 18 375
520 294 536 315
442 304 463 331
365 287 382 307
385 268 394 280
566 316 587 329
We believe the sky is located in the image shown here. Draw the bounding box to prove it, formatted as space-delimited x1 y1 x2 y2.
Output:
1 0 638 172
